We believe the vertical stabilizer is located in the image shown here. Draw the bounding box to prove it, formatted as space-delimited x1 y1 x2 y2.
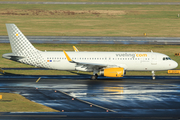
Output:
5 24 51 69
6 24 38 56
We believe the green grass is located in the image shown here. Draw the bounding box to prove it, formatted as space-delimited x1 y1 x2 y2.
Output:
0 0 180 2
0 43 180 76
1 4 180 36
0 93 59 112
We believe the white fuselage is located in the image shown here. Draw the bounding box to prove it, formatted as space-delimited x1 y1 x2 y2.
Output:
36 51 178 71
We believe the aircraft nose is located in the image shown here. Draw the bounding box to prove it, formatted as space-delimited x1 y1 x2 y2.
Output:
172 60 178 69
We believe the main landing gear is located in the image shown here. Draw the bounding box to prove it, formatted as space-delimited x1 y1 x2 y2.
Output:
91 74 98 80
91 68 99 80
152 71 155 80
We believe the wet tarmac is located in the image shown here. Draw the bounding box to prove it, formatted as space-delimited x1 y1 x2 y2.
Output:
0 77 180 119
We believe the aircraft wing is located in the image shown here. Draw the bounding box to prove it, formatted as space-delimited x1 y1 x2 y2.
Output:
63 50 107 68
63 50 127 70
75 62 107 68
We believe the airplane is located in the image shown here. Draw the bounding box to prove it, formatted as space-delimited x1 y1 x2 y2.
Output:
2 24 178 80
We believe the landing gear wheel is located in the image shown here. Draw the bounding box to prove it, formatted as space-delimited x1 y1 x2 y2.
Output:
91 74 98 80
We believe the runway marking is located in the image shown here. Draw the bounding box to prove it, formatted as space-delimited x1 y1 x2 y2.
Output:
36 77 41 83
0 68 5 74
57 90 117 113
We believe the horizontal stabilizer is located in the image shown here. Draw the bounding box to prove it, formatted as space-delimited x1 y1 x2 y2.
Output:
2 53 25 61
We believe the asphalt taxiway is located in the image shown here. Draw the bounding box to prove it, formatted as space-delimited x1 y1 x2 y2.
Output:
0 76 180 119
1 36 180 44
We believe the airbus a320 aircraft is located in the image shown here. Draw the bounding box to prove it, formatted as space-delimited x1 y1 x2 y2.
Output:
3 24 178 80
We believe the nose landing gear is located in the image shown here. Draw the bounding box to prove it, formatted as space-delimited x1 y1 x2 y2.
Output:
152 71 155 80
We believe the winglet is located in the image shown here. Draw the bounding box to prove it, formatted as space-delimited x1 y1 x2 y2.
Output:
73 46 79 52
63 50 73 62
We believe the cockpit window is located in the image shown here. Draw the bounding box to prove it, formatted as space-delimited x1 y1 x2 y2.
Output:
163 57 171 60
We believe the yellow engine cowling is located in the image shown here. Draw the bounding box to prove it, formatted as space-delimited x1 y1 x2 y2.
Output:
100 68 124 77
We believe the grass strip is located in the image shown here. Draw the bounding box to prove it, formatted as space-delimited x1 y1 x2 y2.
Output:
0 92 59 112
0 4 180 37
0 0 180 2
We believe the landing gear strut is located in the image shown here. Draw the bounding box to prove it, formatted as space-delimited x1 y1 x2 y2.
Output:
152 71 155 80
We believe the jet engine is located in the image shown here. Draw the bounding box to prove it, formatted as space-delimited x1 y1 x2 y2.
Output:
100 68 124 77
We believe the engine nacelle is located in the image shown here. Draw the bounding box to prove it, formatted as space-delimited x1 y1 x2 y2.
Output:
100 68 124 77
